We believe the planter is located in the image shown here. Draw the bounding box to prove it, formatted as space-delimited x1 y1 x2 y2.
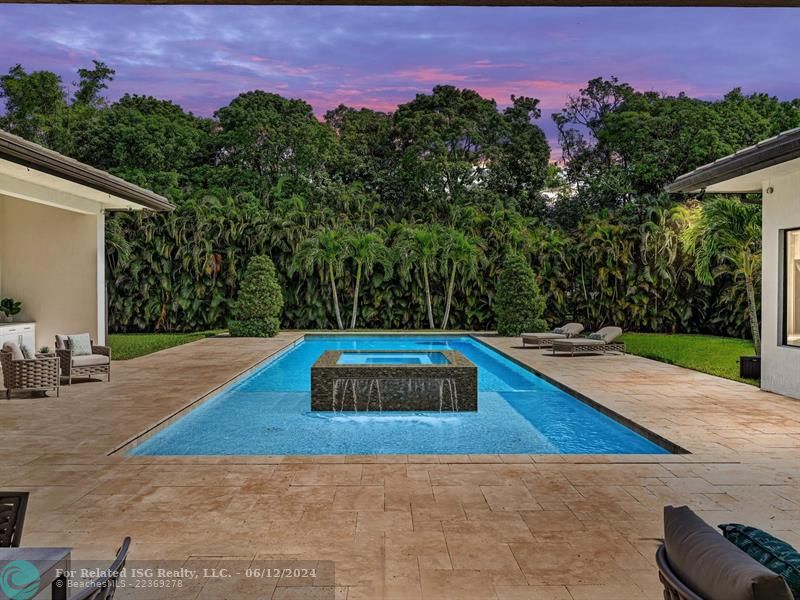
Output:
740 355 761 380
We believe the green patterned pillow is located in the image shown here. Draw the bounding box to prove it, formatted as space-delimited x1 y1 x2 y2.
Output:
720 523 800 597
67 333 93 356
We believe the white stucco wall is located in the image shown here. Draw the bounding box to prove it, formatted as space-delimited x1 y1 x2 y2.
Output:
761 169 800 399
0 194 103 349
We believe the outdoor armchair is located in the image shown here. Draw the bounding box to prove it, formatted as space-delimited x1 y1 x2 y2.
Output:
72 536 131 600
551 326 624 356
521 323 584 348
1 343 60 398
55 335 111 384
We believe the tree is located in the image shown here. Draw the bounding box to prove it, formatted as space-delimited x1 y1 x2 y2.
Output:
682 198 762 353
293 229 348 329
347 229 392 328
494 253 547 336
0 64 67 147
73 60 115 107
228 256 284 337
395 225 442 329
439 228 483 330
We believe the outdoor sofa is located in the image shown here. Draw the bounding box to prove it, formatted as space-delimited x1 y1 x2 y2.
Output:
551 326 624 356
521 322 584 348
657 505 797 600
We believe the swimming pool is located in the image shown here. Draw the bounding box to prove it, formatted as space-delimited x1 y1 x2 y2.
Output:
130 336 670 455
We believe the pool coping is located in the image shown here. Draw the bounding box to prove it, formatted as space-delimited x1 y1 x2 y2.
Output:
111 332 686 456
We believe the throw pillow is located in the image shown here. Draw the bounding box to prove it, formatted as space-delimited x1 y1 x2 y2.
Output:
552 327 565 334
720 524 800 598
20 345 34 359
67 333 93 356
588 333 604 340
2 341 24 361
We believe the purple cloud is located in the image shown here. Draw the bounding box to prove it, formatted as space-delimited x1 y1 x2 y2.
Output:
1 6 798 157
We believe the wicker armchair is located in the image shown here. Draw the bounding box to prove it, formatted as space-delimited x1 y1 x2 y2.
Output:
0 491 29 547
56 336 111 384
1 349 60 398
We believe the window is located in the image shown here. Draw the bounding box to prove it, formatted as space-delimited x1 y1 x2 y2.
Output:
784 229 800 347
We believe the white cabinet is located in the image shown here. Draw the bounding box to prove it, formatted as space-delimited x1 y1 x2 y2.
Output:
0 322 36 351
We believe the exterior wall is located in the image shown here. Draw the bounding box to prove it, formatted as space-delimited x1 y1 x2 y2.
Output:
761 169 800 399
0 194 103 350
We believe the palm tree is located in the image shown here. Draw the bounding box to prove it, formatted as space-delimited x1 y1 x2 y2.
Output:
682 198 762 353
395 225 441 329
439 228 483 330
293 228 348 329
347 229 391 329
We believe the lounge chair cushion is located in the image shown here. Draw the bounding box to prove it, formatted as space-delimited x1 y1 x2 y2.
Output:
522 332 566 340
72 354 110 367
593 326 623 343
556 338 606 346
719 524 800 598
2 342 24 361
67 333 93 356
664 506 793 600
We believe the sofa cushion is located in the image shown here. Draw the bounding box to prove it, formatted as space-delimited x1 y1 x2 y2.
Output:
720 524 800 598
72 354 110 367
67 333 93 356
664 506 793 600
2 341 24 361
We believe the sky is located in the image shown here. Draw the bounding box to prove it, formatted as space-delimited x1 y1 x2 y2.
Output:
1 6 799 156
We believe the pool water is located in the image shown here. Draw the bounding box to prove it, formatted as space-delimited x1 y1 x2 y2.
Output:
131 336 669 455
336 351 450 365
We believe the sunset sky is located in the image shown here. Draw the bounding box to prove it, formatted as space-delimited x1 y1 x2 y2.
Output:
1 6 798 154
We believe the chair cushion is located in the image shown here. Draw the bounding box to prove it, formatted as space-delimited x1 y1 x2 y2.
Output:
67 333 93 356
664 506 793 600
72 354 110 367
2 342 24 361
719 524 800 598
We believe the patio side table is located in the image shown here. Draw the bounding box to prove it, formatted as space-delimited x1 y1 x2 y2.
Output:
0 546 71 600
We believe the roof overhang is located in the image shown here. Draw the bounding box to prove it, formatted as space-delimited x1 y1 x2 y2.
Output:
666 127 800 194
0 130 173 212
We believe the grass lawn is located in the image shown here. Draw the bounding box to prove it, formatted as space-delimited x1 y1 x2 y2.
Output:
620 332 758 385
108 330 224 360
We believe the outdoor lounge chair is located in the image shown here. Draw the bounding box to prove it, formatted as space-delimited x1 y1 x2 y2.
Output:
551 326 624 356
521 323 584 348
1 343 60 398
0 491 29 547
55 334 111 384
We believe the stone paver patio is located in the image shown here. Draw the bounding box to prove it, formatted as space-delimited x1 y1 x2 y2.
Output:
3 332 800 599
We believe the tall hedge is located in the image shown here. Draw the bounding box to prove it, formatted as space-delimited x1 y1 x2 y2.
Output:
228 256 283 337
494 254 548 336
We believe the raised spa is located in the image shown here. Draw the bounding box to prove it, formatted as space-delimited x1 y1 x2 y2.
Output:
312 349 477 411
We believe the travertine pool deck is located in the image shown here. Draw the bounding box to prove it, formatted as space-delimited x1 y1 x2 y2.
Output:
2 332 800 599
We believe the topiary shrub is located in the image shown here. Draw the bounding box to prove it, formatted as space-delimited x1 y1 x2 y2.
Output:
494 253 547 336
228 255 284 337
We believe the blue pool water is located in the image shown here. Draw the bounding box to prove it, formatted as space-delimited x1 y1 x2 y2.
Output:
337 351 450 365
131 336 669 455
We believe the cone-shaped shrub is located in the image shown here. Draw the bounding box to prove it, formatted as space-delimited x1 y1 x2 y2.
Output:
494 253 547 336
228 255 284 337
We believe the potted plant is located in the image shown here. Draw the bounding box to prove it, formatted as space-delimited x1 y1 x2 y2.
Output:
0 297 22 323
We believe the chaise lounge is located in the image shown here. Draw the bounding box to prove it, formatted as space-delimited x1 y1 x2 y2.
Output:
551 326 624 356
521 322 584 348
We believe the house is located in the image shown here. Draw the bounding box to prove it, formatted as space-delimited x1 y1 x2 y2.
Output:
0 129 173 350
667 127 800 399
